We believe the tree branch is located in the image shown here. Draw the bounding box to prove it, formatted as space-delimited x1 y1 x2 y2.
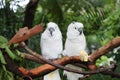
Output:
24 53 44 64
18 38 118 78
8 24 43 45
89 37 120 62
20 42 92 75
18 57 117 78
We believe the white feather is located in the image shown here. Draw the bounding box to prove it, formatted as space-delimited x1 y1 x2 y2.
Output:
40 22 62 80
44 70 61 80
63 22 87 80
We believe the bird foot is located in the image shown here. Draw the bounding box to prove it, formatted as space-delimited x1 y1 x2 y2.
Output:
79 50 89 62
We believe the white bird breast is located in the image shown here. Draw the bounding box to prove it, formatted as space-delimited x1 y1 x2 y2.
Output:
41 26 63 59
64 35 86 56
41 38 63 59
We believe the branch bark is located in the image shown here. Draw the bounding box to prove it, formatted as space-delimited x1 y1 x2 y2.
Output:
19 37 120 78
20 42 90 71
24 53 44 64
8 24 43 45
5 53 118 78
89 37 120 62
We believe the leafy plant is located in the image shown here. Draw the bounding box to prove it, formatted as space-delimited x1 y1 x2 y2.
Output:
96 55 115 67
0 36 23 80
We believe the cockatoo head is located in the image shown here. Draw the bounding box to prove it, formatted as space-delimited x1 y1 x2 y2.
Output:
67 22 84 39
43 22 62 38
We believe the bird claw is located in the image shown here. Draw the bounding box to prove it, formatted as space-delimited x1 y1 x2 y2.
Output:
79 50 89 62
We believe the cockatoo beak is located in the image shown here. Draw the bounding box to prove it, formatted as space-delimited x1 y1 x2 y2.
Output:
49 27 55 36
78 28 82 35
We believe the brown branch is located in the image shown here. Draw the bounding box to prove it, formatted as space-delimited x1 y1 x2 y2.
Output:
73 63 88 69
12 55 85 78
4 51 120 78
89 37 120 62
18 57 116 78
8 24 43 45
22 75 33 80
4 53 24 77
20 42 93 74
18 38 119 78
24 53 44 64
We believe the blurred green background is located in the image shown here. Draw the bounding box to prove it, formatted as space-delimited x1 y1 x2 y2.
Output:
0 0 120 80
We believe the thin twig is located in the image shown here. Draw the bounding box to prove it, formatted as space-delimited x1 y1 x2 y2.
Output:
23 53 44 64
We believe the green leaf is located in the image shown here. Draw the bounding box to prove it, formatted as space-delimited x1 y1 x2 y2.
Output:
96 56 110 67
100 55 108 61
0 36 8 44
0 50 6 64
2 65 7 72
0 43 8 48
6 71 14 80
5 47 16 60
0 36 9 48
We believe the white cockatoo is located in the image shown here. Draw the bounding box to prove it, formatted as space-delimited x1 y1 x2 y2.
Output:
63 22 88 80
40 22 63 80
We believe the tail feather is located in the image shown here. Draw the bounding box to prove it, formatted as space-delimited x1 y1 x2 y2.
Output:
44 69 61 80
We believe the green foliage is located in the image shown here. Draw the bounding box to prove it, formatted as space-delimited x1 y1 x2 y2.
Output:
96 56 111 67
0 0 24 39
0 65 15 80
0 36 24 80
0 50 6 64
0 36 19 60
